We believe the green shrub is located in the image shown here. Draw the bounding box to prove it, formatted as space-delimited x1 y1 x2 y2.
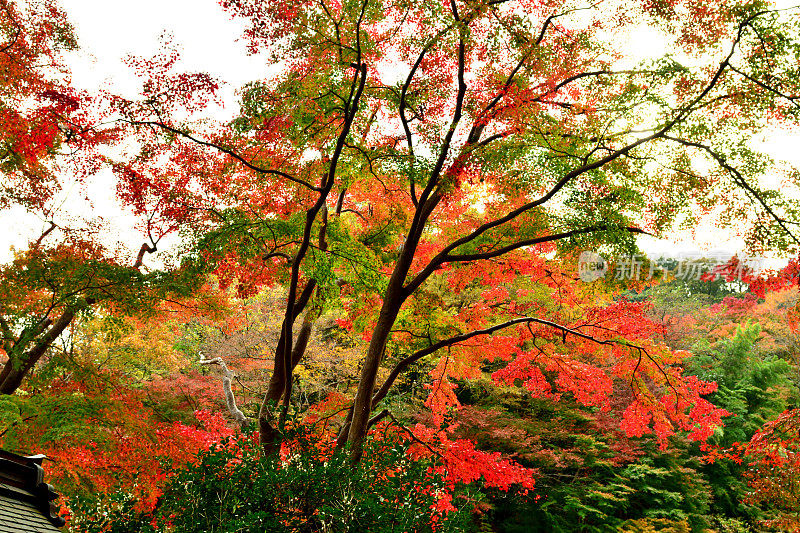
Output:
68 432 478 533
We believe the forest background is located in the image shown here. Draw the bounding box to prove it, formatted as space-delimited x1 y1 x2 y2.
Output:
1 0 800 531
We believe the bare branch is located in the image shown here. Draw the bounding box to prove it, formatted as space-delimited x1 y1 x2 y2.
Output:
125 120 321 192
133 242 157 269
663 135 800 246
199 353 249 427
33 222 56 248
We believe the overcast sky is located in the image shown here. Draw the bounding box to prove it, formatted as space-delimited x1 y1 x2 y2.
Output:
2 0 798 269
2 0 266 264
63 0 268 99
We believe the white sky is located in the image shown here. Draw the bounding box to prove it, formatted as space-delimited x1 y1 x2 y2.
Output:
1 0 798 271
64 0 270 100
2 0 269 265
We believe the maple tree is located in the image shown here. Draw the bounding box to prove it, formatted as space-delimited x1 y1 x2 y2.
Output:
687 261 800 529
0 372 233 514
0 0 106 392
52 265 797 531
739 408 800 530
110 0 800 467
624 257 799 528
0 0 100 211
68 430 482 533
0 0 231 396
0 303 240 526
451 379 718 531
4 0 800 526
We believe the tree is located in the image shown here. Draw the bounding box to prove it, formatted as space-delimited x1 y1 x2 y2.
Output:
68 432 478 533
688 321 797 520
0 307 236 510
740 408 800 530
108 0 800 465
692 260 800 529
0 0 97 210
0 0 231 395
0 0 98 392
449 378 716 532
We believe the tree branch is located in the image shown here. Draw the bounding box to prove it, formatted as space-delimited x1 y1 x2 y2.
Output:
133 242 157 269
199 354 249 427
33 222 56 248
418 19 468 206
401 19 759 296
384 410 441 456
729 64 800 108
442 225 648 264
663 135 800 246
371 315 655 409
534 3 602 46
405 223 646 295
125 120 321 192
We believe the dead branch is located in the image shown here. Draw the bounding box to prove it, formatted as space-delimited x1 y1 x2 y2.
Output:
199 353 249 427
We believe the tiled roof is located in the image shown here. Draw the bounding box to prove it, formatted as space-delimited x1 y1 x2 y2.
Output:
0 450 64 532
0 492 62 532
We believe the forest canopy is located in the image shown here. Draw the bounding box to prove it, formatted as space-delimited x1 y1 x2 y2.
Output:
1 0 800 530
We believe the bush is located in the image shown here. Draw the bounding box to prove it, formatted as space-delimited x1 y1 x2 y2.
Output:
68 432 478 533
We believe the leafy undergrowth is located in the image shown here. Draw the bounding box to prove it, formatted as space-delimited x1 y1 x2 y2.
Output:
66 431 481 533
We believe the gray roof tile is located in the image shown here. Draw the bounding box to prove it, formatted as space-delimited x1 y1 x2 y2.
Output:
0 450 64 531
0 493 62 532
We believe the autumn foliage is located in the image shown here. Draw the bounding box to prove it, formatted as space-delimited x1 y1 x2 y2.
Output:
2 0 800 530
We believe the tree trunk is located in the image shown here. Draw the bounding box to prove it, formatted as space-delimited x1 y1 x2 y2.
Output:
343 190 443 462
258 303 316 454
0 367 26 395
345 261 409 462
0 307 77 395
